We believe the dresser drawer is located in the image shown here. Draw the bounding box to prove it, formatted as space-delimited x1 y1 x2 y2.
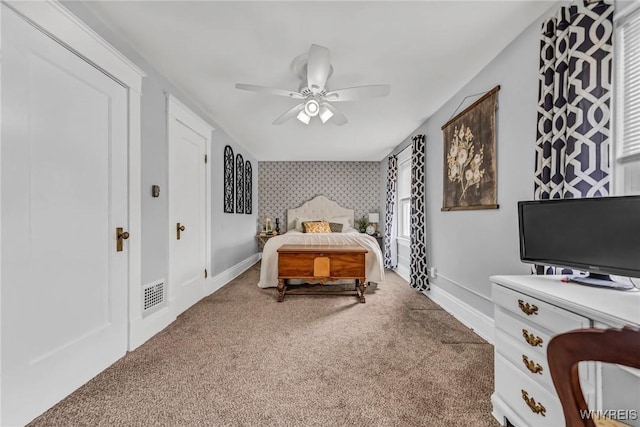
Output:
496 329 554 393
493 284 590 332
495 353 565 426
495 307 552 358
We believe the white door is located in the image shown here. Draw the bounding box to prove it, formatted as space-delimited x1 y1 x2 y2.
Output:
168 108 208 315
1 7 129 426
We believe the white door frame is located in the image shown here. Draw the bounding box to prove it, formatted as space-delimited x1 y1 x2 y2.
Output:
2 1 146 350
167 95 213 317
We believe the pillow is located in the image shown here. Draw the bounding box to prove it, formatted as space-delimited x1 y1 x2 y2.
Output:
304 221 332 233
295 217 319 231
328 222 343 233
301 220 322 232
326 215 352 230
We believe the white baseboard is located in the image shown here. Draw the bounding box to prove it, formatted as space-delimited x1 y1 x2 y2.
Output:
205 253 260 295
394 265 410 283
129 253 260 351
424 285 494 344
129 306 175 351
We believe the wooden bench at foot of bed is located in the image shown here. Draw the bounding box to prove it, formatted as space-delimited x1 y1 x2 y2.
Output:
276 244 367 303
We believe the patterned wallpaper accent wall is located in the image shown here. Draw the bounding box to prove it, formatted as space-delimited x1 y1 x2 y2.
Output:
258 161 381 232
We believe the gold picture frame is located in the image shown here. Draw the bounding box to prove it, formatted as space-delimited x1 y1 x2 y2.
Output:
441 85 500 211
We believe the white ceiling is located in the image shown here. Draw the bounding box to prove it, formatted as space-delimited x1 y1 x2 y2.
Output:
83 1 555 161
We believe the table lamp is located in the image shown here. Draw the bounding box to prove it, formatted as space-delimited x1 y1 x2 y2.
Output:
368 213 380 234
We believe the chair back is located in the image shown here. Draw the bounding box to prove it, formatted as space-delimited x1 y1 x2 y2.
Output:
547 326 640 427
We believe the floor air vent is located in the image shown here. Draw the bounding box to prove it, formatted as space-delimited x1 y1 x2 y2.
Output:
143 280 166 316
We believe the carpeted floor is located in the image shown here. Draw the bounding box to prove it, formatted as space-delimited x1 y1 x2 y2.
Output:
29 263 498 427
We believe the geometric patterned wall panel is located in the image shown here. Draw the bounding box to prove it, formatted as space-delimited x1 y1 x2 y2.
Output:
258 161 381 231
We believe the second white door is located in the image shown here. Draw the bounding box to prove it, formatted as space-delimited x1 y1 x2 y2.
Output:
168 99 210 315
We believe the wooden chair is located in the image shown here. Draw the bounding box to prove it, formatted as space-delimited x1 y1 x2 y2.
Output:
547 326 640 427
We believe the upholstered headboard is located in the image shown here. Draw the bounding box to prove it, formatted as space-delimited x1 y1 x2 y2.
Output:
286 195 354 231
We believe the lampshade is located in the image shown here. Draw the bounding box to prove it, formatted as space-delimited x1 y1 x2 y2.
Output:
368 213 379 223
319 105 334 123
296 110 310 124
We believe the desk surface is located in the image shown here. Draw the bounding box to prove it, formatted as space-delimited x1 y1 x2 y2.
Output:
491 275 640 327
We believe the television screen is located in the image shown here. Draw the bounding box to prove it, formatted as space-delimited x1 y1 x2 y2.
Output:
518 196 640 282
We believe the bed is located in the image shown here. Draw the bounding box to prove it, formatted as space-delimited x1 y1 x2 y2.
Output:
257 195 385 289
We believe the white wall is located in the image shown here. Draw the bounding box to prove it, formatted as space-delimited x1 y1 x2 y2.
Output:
383 8 554 318
62 2 259 283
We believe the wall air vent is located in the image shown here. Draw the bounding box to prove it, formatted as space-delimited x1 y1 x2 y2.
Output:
142 279 166 317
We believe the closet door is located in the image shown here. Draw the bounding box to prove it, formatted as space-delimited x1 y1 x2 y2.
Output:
1 6 129 425
168 99 209 315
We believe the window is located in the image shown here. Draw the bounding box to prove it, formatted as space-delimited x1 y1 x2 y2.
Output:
614 2 640 195
397 148 411 239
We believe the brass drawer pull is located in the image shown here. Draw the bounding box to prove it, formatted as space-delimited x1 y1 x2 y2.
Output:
521 389 546 416
522 355 544 374
518 299 538 315
522 329 544 347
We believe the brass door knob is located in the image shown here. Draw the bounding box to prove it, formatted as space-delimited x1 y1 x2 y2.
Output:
177 223 186 240
116 227 130 252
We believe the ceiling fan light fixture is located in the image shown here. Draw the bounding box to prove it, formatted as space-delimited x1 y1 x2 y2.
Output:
319 105 334 123
235 44 390 126
296 110 311 124
304 99 320 117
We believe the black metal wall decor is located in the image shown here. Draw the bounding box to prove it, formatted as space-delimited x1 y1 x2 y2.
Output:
245 161 253 214
236 154 244 214
223 145 234 213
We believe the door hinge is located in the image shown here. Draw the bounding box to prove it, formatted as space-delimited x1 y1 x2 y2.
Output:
205 268 208 278
204 154 208 164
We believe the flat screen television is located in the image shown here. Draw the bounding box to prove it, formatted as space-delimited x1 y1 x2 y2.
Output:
518 196 640 290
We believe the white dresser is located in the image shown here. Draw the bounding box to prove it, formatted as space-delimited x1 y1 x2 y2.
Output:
490 275 640 427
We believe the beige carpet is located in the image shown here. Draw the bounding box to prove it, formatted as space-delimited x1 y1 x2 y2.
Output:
29 263 498 427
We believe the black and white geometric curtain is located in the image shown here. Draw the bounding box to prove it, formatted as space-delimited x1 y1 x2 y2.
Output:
383 155 398 269
534 0 613 200
534 0 613 273
410 135 429 291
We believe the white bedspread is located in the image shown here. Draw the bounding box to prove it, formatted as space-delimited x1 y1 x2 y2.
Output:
257 230 385 288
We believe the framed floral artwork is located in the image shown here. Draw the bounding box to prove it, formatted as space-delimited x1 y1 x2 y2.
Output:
441 85 499 211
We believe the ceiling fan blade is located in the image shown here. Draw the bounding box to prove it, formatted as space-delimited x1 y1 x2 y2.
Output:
325 85 391 102
307 44 331 95
235 83 305 99
321 102 348 126
272 102 305 125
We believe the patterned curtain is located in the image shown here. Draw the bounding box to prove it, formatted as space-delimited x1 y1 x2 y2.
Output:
383 155 398 269
534 0 613 273
410 135 429 291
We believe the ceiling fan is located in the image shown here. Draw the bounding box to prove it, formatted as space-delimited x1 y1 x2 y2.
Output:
235 44 391 126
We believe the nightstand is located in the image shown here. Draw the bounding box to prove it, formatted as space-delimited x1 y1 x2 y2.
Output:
373 235 383 252
362 233 383 252
256 233 278 252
